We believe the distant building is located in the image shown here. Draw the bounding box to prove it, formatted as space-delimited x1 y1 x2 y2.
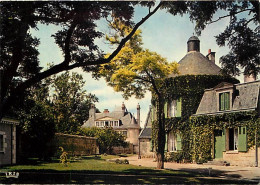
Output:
0 118 19 166
83 103 141 152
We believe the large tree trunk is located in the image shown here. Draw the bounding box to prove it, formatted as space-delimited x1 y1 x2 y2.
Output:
156 96 166 169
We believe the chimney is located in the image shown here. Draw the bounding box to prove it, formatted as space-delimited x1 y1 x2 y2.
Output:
89 103 96 122
207 49 216 64
137 103 140 125
103 109 109 113
244 74 256 83
122 102 125 116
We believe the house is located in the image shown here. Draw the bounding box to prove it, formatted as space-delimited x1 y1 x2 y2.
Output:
82 103 141 153
139 36 238 157
0 118 19 166
193 80 260 166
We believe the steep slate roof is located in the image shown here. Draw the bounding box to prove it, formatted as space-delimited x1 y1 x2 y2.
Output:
195 80 260 115
139 106 152 139
169 51 221 77
83 106 139 129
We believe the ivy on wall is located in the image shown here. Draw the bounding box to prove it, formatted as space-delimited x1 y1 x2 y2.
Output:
151 74 259 163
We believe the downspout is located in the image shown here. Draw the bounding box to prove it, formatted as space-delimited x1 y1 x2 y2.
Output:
255 120 258 167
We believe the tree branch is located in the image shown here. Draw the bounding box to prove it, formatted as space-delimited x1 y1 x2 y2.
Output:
207 9 254 24
1 2 164 119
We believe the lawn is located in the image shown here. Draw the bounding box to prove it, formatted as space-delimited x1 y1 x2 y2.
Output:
0 155 257 184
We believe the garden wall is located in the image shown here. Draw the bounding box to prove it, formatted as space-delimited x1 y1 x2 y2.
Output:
52 133 98 156
112 143 134 154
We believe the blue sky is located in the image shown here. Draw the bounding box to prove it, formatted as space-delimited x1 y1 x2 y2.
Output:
31 4 251 128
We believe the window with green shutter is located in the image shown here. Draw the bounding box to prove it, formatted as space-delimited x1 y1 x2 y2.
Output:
219 92 230 111
238 126 247 152
176 133 182 151
176 98 182 117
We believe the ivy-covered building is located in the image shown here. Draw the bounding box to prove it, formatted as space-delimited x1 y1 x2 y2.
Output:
138 36 239 159
192 80 260 166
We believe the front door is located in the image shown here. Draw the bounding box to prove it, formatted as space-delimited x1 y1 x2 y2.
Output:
214 130 225 159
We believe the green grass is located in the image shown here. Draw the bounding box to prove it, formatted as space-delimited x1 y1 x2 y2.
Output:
0 155 257 184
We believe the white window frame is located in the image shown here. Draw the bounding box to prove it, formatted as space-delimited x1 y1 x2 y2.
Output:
168 131 177 152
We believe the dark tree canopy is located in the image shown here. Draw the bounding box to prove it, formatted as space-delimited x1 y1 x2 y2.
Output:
1 1 259 120
0 1 162 119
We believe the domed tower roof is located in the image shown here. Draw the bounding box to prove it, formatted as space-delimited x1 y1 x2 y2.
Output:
169 36 221 77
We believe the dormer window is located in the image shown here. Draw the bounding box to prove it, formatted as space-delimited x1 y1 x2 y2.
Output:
219 92 230 111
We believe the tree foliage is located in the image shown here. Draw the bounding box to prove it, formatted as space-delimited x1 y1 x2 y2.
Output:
98 20 178 169
12 71 97 160
80 127 127 154
0 1 163 119
51 72 98 134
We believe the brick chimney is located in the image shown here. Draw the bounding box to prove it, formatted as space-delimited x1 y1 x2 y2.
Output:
103 109 109 113
206 49 216 64
244 74 256 83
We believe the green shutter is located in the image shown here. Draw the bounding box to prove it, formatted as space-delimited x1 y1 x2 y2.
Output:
176 98 182 117
220 93 224 111
164 102 168 118
238 126 247 152
225 92 230 110
177 133 182 151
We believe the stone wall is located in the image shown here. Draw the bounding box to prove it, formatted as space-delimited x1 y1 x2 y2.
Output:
139 138 154 158
112 143 134 154
223 147 260 167
52 133 98 156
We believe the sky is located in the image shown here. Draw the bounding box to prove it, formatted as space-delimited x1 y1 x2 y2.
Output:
30 3 252 128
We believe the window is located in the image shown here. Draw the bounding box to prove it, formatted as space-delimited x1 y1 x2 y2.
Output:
0 132 6 153
169 98 182 117
169 100 176 117
110 121 113 127
168 131 177 152
219 92 230 111
228 128 238 151
0 134 3 152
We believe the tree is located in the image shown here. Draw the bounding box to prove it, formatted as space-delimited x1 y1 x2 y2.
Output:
162 1 259 76
80 127 127 154
0 1 163 120
14 81 56 160
98 21 178 168
51 72 98 134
